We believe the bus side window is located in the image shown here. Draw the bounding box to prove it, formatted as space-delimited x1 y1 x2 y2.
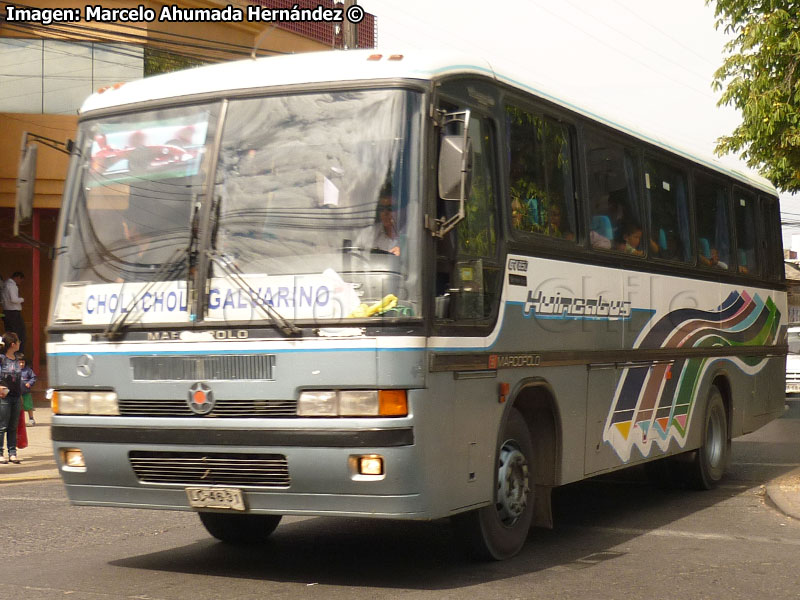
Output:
584 130 642 255
644 155 691 262
505 104 576 241
693 172 731 270
759 195 782 282
733 187 759 276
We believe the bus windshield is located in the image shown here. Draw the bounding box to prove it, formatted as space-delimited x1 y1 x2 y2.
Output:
208 89 422 323
51 89 423 326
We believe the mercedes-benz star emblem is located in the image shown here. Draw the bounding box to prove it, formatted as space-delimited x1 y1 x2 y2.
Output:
76 354 94 378
188 382 215 415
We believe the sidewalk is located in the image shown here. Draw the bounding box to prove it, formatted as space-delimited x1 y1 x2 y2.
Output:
0 405 60 483
0 364 61 483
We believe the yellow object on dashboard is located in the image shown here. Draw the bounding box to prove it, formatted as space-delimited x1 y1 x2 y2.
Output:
348 294 398 318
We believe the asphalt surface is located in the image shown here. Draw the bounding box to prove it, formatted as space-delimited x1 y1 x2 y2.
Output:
3 403 799 521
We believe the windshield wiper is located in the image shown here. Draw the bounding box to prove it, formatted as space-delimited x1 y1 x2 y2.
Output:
206 251 301 337
103 247 188 340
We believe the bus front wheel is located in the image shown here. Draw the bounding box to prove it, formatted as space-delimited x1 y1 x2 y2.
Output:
454 408 535 560
198 512 282 544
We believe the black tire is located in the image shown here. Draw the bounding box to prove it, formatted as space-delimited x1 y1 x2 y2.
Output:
454 408 535 560
198 512 282 544
683 386 730 490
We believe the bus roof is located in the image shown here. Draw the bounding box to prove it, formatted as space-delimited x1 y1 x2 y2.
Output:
80 49 776 195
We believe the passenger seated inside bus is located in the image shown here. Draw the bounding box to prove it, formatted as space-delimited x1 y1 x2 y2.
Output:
653 227 668 256
590 189 629 249
511 197 526 230
616 221 644 256
509 188 543 234
647 228 676 259
590 215 613 249
541 203 574 240
698 237 728 269
738 249 751 274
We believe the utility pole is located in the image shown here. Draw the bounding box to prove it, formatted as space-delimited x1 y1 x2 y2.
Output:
342 0 358 49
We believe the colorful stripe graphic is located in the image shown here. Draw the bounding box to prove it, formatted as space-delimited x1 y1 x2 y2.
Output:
603 290 781 462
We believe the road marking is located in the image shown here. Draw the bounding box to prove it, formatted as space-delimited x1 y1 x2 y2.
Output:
730 462 800 467
0 473 61 484
0 494 65 502
581 526 800 546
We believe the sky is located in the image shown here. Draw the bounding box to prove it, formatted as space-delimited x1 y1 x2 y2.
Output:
358 0 800 250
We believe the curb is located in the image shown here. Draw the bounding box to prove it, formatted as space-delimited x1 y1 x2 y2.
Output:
0 452 61 484
765 467 800 521
0 470 60 484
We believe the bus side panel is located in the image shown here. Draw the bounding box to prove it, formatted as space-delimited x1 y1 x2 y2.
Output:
502 255 786 478
438 369 500 513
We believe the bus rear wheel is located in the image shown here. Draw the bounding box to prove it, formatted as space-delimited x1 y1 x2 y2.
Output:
198 512 282 544
686 386 730 489
454 408 534 560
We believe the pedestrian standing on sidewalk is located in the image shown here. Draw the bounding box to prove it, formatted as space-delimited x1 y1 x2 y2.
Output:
0 332 23 464
2 272 26 353
16 352 36 426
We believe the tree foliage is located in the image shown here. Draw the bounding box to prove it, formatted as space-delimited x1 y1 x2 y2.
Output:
710 0 800 192
144 47 207 77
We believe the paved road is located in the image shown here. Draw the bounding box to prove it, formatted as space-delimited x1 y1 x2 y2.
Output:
1 400 798 599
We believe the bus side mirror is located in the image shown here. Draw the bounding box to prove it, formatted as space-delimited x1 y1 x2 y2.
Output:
438 135 471 200
14 135 38 237
432 110 471 238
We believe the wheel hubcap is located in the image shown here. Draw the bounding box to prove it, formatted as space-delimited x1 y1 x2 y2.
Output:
496 440 530 525
705 406 724 469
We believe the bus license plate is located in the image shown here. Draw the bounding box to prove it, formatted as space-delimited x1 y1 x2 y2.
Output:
186 487 245 511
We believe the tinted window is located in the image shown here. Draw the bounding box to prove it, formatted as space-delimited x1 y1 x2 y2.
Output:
759 195 782 282
585 131 642 255
644 156 691 262
734 187 759 276
506 105 576 241
693 172 731 270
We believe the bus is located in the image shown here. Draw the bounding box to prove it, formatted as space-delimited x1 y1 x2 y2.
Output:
34 49 786 561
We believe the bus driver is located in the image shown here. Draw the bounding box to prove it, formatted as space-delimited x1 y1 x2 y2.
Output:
356 184 400 256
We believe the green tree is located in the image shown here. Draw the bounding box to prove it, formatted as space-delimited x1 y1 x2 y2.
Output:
144 47 207 77
710 1 800 192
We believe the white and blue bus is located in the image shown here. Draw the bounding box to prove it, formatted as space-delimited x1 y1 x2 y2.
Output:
38 50 786 560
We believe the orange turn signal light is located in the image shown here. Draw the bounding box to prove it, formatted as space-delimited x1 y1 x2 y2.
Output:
378 390 407 416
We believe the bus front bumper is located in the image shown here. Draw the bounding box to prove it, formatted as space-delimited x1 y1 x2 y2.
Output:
51 422 430 518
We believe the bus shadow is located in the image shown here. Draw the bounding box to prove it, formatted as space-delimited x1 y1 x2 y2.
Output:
109 459 794 591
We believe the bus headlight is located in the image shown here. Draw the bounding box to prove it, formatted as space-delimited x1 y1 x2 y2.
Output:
296 391 338 416
89 391 120 415
297 390 407 417
339 391 379 416
53 390 119 415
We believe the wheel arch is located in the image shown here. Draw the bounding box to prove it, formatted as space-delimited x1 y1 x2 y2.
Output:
507 378 562 528
710 372 733 436
507 378 561 486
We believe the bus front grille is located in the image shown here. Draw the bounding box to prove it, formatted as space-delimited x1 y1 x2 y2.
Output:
129 451 290 487
130 355 276 381
118 398 297 417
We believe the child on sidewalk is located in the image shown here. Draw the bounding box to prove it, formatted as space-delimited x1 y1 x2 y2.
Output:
16 352 36 426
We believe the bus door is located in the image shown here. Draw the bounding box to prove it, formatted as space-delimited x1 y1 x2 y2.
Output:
431 100 504 508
